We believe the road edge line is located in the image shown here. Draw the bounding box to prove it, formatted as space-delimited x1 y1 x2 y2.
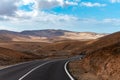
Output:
64 61 75 80
18 59 63 80
18 61 52 80
0 60 40 71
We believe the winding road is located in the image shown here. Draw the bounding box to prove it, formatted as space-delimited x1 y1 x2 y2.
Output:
0 56 83 80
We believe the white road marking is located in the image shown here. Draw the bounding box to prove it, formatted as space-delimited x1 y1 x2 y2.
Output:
18 61 52 80
0 60 40 71
64 61 75 80
18 59 75 80
18 59 63 80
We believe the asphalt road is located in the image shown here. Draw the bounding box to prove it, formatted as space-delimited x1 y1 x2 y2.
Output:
0 56 83 80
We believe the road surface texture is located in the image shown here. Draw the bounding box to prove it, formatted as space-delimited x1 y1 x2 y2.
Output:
0 56 83 80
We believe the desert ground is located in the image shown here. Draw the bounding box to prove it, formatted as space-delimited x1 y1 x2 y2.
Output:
0 30 119 80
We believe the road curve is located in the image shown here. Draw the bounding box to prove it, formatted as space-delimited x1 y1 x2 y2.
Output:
19 60 73 80
0 60 49 80
0 56 82 80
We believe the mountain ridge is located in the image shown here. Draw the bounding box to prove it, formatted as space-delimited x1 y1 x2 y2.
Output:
0 29 107 42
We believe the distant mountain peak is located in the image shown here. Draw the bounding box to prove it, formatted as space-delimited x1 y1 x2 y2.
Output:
0 29 108 42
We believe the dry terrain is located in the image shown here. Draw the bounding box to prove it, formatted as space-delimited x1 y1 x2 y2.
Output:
2 29 118 80
69 31 120 80
35 40 89 58
0 30 106 42
0 29 106 66
0 47 34 65
0 40 89 66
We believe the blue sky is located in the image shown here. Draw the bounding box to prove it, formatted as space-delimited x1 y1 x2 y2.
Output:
0 0 120 33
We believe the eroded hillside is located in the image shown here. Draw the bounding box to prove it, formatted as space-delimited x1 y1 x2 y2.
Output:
69 31 120 80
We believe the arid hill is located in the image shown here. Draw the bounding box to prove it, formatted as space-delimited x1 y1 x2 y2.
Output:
0 40 89 63
35 40 88 57
0 30 106 42
72 31 120 55
0 47 34 65
69 31 120 80
0 42 49 53
0 30 119 80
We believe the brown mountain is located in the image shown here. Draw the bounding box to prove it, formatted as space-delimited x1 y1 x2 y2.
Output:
20 29 69 37
69 31 120 80
71 31 119 54
0 29 107 66
0 29 106 42
0 30 28 41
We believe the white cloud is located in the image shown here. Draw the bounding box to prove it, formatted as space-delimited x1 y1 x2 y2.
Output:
37 0 78 9
10 11 78 24
0 25 17 31
80 2 106 7
65 1 78 5
1 0 119 33
0 0 18 16
0 0 107 21
15 10 38 19
110 0 120 3
0 0 79 20
17 0 38 9
0 0 38 20
1 17 120 33
103 18 120 26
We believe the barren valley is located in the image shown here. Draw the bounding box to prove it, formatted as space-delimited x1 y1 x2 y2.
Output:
0 29 120 80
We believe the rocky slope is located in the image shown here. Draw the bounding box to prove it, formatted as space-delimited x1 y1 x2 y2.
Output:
69 31 120 80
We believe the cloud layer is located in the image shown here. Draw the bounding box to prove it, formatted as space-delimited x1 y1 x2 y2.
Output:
0 0 120 33
80 2 106 7
0 0 17 16
0 0 107 18
0 0 108 20
38 0 79 9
